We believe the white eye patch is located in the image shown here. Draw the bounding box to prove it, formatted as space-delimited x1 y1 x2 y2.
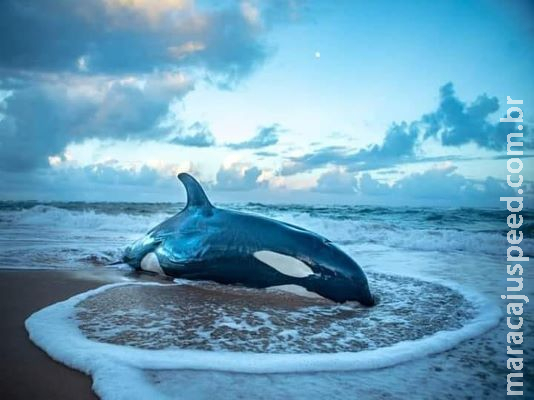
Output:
140 252 165 275
253 250 314 278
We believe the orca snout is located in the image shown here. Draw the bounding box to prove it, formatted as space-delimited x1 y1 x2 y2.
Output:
122 245 139 268
347 267 375 306
321 244 375 306
356 288 377 307
343 270 375 306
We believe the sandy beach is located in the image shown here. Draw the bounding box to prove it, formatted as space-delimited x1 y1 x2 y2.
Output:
0 0 531 397
1 266 531 399
0 269 124 400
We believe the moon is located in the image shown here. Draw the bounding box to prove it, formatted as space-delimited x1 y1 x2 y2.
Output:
314 51 321 59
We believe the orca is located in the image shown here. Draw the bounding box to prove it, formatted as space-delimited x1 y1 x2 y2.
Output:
123 173 375 305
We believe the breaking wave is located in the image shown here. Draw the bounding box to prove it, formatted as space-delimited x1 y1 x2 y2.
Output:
1 203 530 270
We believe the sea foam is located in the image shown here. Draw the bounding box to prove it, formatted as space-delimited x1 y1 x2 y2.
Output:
2 205 532 270
26 276 501 400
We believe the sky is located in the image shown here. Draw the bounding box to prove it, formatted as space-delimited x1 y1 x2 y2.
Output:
0 0 533 206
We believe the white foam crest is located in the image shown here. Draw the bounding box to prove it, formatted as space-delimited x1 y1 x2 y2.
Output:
274 212 533 256
4 205 169 234
26 280 501 400
3 207 529 266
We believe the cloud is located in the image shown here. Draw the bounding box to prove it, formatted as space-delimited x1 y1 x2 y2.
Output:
313 169 357 193
281 122 418 175
0 0 296 83
280 83 531 176
421 82 529 150
227 124 281 149
358 173 391 196
169 122 215 147
255 151 278 157
306 164 532 207
78 163 164 186
357 165 520 203
0 73 192 171
213 163 265 191
0 161 182 201
0 1 299 173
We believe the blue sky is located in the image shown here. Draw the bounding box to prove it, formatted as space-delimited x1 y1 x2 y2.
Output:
0 0 532 206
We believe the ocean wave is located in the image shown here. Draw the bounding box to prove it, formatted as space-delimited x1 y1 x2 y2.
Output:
273 212 534 256
522 222 534 238
2 205 170 234
1 205 531 266
0 205 164 269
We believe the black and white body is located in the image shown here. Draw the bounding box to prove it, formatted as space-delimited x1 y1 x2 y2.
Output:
123 173 375 305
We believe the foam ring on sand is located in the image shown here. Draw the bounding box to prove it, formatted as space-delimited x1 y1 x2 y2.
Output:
26 272 501 375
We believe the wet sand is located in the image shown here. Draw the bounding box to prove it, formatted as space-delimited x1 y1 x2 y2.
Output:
76 274 471 353
0 269 133 400
3 269 528 399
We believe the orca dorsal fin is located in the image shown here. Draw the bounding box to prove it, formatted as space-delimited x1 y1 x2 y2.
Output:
177 173 213 210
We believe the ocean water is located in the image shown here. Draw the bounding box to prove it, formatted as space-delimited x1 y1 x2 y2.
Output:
1 201 532 270
3 201 532 399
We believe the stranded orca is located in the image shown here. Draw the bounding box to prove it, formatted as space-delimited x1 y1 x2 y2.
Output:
123 173 375 305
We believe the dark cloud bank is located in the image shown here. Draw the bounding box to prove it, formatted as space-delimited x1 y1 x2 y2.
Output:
282 82 530 176
169 122 216 148
0 0 296 172
313 166 531 207
226 125 281 149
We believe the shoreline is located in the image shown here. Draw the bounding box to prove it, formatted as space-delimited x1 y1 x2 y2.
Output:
0 268 139 400
1 268 530 399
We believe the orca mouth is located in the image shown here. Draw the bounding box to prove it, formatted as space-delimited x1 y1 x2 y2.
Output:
121 254 133 265
121 253 142 271
107 259 126 266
